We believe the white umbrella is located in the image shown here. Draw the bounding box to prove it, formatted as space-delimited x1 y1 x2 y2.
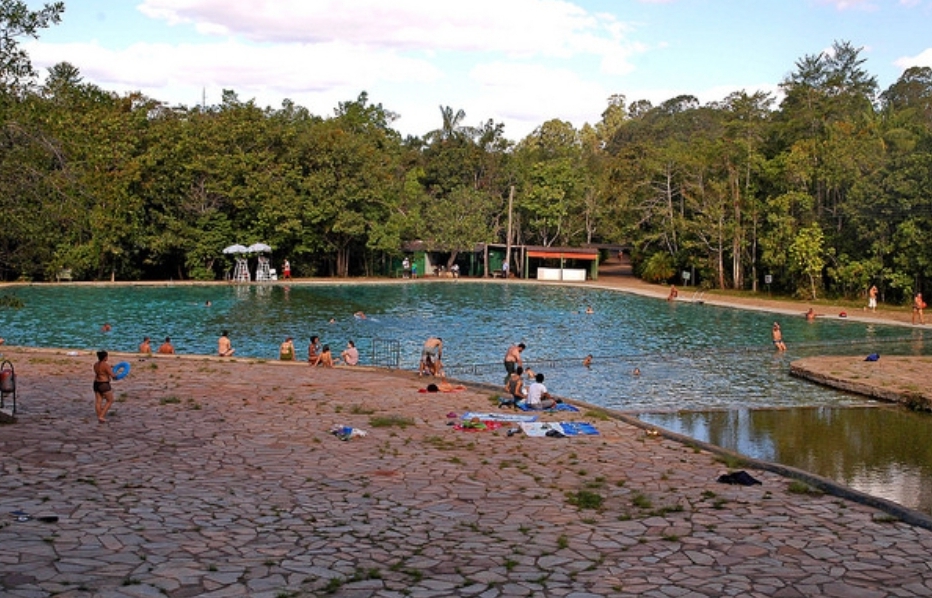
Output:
247 242 272 253
222 244 249 254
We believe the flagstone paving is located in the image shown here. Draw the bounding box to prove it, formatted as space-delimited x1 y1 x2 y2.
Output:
2 348 932 598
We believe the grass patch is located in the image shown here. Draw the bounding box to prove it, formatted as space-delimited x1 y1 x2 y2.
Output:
565 489 604 510
350 404 376 415
369 414 414 428
631 492 652 509
159 396 182 405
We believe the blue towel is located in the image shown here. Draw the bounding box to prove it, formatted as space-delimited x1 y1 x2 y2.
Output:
559 422 599 435
516 401 580 412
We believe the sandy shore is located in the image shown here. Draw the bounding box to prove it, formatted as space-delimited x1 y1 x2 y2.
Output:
3 267 932 597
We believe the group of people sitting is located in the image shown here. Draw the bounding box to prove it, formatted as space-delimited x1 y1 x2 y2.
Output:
299 335 358 367
503 366 559 410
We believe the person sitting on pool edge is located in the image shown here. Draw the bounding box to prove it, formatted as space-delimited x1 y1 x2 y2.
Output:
340 340 359 366
279 336 295 361
157 337 175 354
524 372 558 410
308 335 322 366
218 330 235 357
318 344 334 368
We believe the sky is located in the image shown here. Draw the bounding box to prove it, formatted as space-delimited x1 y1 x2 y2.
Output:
22 0 932 141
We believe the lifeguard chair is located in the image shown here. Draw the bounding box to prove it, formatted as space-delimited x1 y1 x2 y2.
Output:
255 256 271 282
233 257 250 282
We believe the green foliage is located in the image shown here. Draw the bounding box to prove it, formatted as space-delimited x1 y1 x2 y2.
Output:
0 28 930 294
640 252 675 283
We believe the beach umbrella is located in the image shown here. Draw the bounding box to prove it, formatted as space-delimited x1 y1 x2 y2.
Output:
222 244 249 254
247 242 272 253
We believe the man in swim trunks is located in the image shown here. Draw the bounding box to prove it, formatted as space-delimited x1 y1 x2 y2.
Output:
93 350 115 423
771 322 786 351
218 330 235 356
503 343 525 377
868 285 878 312
420 337 443 376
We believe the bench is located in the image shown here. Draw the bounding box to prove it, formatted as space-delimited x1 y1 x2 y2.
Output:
56 268 73 282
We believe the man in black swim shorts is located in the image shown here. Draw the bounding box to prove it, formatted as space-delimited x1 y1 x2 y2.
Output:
93 350 115 423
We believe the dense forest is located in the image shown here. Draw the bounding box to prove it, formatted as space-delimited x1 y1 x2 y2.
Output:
1 2 931 303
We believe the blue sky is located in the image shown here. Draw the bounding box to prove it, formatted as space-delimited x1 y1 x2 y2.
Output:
24 0 932 140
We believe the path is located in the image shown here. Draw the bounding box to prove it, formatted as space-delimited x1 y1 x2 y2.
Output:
3 348 932 597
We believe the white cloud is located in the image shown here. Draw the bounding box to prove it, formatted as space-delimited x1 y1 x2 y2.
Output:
894 48 932 70
468 61 610 134
136 0 639 65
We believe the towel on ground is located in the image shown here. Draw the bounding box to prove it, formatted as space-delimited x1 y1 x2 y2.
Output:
518 422 599 437
516 402 580 412
454 420 505 432
461 412 538 422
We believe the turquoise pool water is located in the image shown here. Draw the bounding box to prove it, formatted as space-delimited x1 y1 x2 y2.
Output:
0 281 925 412
3 281 932 512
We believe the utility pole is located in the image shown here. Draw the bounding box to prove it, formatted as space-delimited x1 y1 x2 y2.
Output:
505 185 514 276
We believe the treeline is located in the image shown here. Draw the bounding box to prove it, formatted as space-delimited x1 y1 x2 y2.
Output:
1 4 930 302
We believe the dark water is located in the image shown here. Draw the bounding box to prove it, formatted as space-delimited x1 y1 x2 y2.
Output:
1 281 930 511
639 407 932 512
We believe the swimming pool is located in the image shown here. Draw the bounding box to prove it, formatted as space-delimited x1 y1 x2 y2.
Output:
4 280 932 512
0 281 924 412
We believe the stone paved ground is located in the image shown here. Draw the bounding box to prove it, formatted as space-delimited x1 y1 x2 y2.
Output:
3 348 932 597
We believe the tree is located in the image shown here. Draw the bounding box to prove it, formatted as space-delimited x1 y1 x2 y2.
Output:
0 0 64 93
788 224 827 299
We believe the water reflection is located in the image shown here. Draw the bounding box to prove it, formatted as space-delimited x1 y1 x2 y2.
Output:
639 407 932 513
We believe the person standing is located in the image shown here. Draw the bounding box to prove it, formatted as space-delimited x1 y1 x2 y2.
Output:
402 257 411 279
218 330 235 356
279 336 295 361
282 259 292 280
93 350 116 423
868 285 878 312
419 337 443 377
771 322 787 351
913 292 926 325
503 342 526 378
